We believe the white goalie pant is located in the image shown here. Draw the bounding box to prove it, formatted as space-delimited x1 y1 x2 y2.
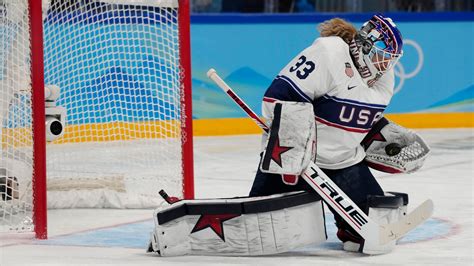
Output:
148 191 327 256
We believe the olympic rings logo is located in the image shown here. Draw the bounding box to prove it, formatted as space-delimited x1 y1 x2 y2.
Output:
393 39 424 94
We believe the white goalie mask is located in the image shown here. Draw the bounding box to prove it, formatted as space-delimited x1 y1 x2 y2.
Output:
349 14 404 87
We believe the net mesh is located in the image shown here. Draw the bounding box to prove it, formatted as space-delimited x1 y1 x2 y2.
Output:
0 0 34 233
1 0 185 233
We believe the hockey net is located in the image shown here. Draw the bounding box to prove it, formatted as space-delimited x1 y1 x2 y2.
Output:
1 0 193 237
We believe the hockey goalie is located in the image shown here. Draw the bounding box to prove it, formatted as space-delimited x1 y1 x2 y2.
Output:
147 14 431 256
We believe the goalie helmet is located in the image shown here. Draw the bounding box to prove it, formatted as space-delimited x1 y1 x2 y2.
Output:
349 14 404 87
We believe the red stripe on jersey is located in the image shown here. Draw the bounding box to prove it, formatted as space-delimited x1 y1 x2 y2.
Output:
263 97 278 103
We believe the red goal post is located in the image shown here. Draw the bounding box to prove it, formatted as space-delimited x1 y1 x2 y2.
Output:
1 0 194 239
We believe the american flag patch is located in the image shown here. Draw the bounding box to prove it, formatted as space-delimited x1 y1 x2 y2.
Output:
345 62 354 77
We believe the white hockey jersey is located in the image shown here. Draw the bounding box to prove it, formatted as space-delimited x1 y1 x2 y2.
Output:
262 36 394 169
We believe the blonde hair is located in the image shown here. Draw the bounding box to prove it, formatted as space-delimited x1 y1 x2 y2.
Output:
318 18 357 44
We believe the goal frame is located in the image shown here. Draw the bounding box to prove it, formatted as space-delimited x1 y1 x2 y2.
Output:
29 0 194 239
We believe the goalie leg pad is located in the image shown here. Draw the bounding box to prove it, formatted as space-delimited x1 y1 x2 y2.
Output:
260 101 316 178
148 191 327 256
147 232 160 254
356 192 408 255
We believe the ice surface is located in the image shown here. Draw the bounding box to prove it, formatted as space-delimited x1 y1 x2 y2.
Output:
1 129 473 265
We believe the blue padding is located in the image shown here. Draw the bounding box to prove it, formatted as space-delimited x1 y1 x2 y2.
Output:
191 12 474 24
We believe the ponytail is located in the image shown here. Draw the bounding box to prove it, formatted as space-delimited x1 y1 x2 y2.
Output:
318 18 357 44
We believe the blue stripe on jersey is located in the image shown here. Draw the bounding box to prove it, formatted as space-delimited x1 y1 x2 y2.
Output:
314 94 386 132
264 76 312 103
316 95 388 109
276 76 313 102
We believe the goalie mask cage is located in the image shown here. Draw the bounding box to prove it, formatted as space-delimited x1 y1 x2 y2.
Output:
0 0 194 239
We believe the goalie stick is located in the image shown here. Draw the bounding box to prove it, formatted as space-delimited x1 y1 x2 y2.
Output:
206 68 433 245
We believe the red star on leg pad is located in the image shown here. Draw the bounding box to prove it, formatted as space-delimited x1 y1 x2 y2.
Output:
271 139 293 168
191 214 240 241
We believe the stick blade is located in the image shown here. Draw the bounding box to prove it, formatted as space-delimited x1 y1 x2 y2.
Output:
380 199 434 244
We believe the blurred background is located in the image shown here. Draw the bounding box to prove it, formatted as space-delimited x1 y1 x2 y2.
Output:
187 0 473 136
40 0 473 135
190 0 473 13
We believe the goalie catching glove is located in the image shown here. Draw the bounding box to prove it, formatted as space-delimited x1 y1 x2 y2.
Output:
260 101 316 185
361 117 430 173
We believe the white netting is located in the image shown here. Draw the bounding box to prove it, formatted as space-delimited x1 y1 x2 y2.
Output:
1 0 186 233
0 0 34 233
45 1 184 208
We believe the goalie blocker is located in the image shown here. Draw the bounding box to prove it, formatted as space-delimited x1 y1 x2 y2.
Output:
260 101 316 185
147 191 327 256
